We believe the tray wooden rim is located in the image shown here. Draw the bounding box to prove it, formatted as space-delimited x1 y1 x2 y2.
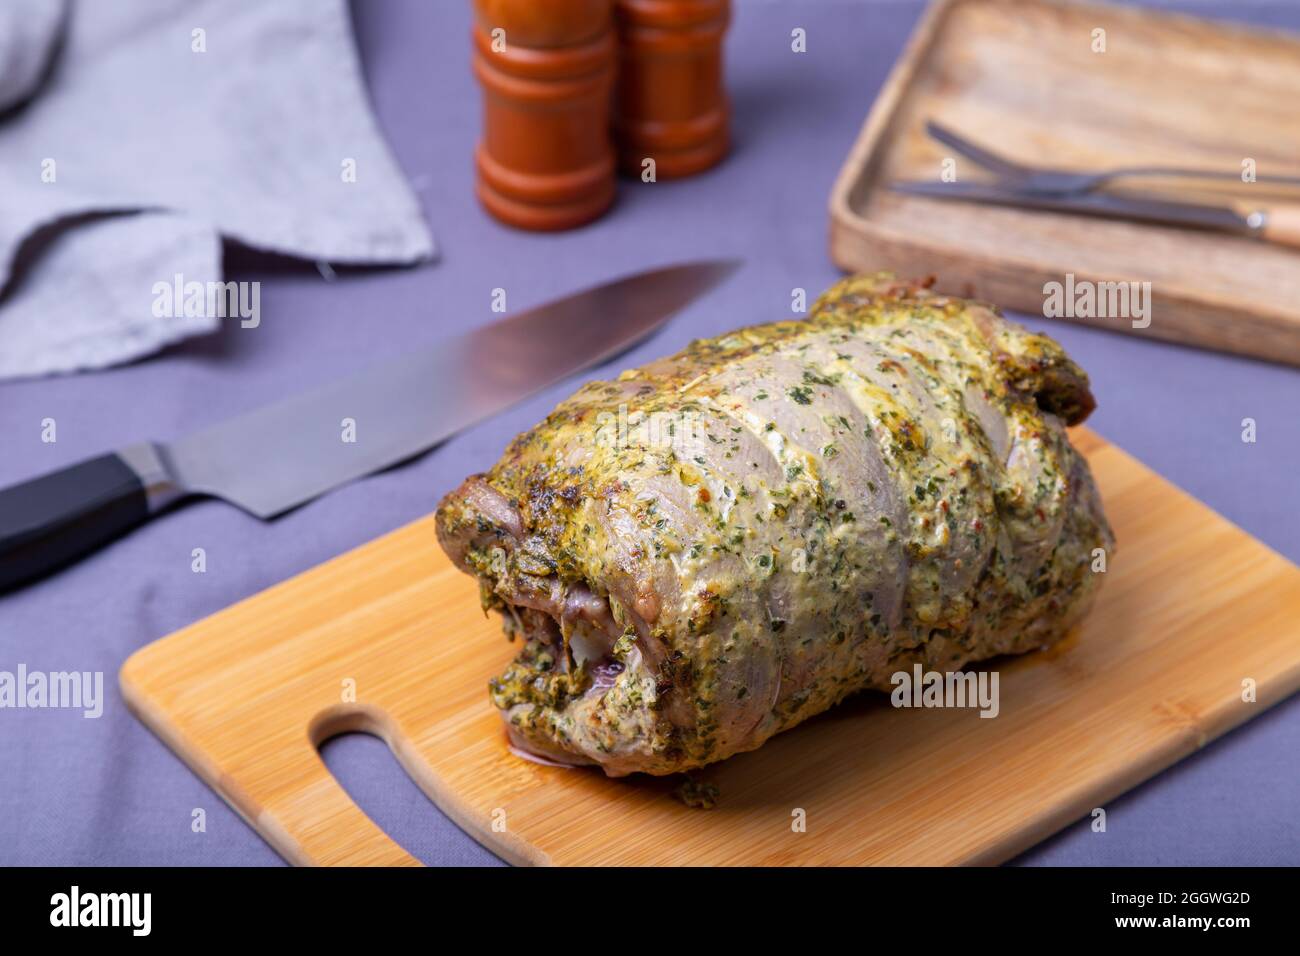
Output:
827 0 1300 361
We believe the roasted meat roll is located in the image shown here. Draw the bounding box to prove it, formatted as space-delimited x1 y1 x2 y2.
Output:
436 274 1114 776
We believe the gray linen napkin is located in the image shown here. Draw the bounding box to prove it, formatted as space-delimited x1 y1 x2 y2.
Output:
0 0 67 112
0 0 435 381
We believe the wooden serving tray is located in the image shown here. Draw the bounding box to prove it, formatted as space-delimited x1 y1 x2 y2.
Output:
829 0 1300 365
120 429 1300 865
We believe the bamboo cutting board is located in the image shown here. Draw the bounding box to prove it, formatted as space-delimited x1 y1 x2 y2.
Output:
829 0 1300 365
120 429 1300 866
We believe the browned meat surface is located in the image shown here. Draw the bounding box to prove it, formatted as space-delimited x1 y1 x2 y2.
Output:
436 273 1114 776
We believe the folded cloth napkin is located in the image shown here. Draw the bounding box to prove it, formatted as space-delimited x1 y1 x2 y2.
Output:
0 0 67 112
0 0 435 381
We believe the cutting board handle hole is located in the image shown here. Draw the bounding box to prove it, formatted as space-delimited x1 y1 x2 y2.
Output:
310 704 471 866
308 702 392 745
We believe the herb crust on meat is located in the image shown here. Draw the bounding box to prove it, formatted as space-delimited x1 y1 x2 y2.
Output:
436 273 1114 776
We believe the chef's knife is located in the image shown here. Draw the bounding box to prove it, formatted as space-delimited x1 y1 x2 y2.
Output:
0 260 740 591
889 180 1300 248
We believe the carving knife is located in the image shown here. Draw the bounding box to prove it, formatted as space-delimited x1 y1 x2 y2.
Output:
0 260 740 590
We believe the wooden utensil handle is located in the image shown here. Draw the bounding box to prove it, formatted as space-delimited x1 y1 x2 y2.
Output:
1256 203 1300 248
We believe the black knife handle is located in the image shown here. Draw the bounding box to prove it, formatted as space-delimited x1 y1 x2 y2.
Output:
0 452 156 591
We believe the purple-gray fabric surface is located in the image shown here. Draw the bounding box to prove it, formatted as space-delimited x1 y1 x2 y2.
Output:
1 0 1298 866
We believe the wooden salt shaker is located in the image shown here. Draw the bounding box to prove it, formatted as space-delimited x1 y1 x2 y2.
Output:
472 0 617 230
613 0 730 179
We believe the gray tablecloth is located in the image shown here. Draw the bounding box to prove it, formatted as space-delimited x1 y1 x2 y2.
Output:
1 0 1298 866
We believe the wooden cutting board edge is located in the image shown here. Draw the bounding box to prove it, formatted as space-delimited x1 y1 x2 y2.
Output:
965 663 1300 866
119 526 552 868
118 430 1300 866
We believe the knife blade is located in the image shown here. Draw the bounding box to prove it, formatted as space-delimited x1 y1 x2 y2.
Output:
0 260 740 590
889 180 1262 235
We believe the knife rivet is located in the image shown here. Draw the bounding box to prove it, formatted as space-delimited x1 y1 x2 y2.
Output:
1246 210 1266 231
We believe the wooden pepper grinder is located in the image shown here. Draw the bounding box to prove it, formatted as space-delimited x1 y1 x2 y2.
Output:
472 0 617 230
613 0 731 179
